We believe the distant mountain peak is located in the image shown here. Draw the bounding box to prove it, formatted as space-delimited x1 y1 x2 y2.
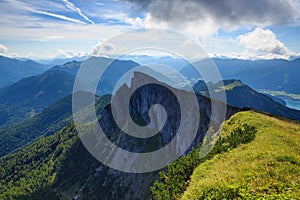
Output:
193 79 300 121
0 55 48 88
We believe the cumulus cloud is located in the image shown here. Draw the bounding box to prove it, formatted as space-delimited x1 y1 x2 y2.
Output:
238 28 294 56
92 41 128 57
0 44 8 54
56 49 87 58
122 0 300 36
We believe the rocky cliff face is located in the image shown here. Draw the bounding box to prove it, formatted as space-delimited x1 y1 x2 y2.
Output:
101 72 238 152
63 72 240 199
71 72 239 199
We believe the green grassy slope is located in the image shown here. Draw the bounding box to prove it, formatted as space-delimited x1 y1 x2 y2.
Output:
181 111 300 199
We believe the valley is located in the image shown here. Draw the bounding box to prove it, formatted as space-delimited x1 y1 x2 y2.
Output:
0 56 299 199
258 89 300 110
1 1 300 199
0 0 300 200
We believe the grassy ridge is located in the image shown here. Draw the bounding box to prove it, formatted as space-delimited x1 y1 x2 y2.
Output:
151 116 257 199
181 111 300 199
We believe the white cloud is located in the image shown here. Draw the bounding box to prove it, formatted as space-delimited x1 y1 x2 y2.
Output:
0 44 8 54
210 50 295 60
237 28 297 59
56 49 87 58
142 11 220 38
92 41 128 57
34 10 86 24
238 28 293 55
62 0 95 24
123 0 300 38
100 12 144 28
0 44 37 58
125 16 144 28
0 24 129 42
2 0 86 25
1 0 299 60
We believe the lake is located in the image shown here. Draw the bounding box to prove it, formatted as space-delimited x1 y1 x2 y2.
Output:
284 99 300 110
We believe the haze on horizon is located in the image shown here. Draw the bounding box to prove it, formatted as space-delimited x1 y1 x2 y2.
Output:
0 0 300 61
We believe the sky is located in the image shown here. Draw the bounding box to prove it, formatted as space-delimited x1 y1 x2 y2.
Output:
0 0 300 60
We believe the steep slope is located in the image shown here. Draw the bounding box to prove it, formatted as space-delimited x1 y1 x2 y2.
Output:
0 70 74 106
0 55 48 87
0 95 72 157
0 94 111 157
181 111 300 199
49 60 82 76
0 72 239 200
0 57 138 127
193 79 300 121
0 124 78 200
0 94 111 200
0 69 75 127
181 58 300 94
230 58 300 94
49 56 139 95
0 61 82 128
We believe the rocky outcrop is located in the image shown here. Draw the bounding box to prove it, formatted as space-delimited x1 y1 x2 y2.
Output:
0 70 242 199
79 72 240 199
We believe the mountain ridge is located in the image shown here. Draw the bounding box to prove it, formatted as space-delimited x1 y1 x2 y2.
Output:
0 55 49 88
0 71 239 199
181 58 300 94
193 79 300 121
181 111 300 199
0 57 139 128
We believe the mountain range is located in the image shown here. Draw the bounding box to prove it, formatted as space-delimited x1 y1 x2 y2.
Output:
193 79 300 121
0 71 240 199
0 72 299 199
0 56 299 199
0 56 49 88
0 57 138 128
181 58 300 94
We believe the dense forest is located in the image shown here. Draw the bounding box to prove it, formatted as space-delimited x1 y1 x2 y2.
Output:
0 95 111 199
0 116 257 199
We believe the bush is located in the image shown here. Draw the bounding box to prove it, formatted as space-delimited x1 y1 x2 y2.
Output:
150 124 257 200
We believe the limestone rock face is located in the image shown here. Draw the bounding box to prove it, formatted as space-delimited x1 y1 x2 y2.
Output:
86 72 240 200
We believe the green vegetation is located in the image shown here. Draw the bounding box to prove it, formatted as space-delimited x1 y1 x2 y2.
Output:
151 111 300 199
181 111 300 199
259 89 300 101
151 121 257 199
215 80 243 92
0 124 78 200
0 67 79 128
0 95 73 157
0 94 111 157
194 79 300 121
0 95 111 200
1 104 299 200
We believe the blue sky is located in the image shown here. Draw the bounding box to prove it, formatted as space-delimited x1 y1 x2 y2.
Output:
0 0 300 60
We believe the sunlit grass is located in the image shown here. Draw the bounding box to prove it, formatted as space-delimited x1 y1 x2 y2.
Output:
181 111 300 199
